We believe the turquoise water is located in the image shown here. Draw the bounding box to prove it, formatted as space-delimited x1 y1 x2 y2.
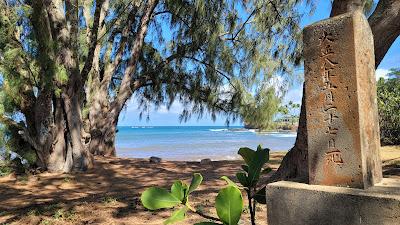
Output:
116 126 296 161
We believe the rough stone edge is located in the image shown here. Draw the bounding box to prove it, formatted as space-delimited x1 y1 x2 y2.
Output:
303 11 359 32
267 179 400 200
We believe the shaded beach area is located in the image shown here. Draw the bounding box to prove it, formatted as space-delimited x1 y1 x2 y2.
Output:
1 146 399 225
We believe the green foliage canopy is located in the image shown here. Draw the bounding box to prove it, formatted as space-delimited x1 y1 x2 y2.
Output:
0 0 309 167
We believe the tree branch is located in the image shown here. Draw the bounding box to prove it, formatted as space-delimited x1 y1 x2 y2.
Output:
330 0 365 17
0 115 41 151
111 0 159 119
230 8 257 41
368 0 400 67
101 6 138 89
95 1 135 43
330 0 400 68
81 0 107 81
182 56 232 82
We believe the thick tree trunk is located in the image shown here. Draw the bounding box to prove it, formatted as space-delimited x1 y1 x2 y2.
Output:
63 0 93 171
19 95 74 173
11 0 97 173
330 0 364 17
87 71 117 156
63 93 93 171
47 97 67 172
89 123 116 156
88 98 117 156
270 0 400 182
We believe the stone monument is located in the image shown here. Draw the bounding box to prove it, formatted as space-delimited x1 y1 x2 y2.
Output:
266 11 400 225
303 10 382 189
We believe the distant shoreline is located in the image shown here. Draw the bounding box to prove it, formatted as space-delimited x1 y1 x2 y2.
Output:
115 126 297 161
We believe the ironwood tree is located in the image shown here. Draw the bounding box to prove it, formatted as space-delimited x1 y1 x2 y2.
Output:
271 0 400 182
0 0 306 172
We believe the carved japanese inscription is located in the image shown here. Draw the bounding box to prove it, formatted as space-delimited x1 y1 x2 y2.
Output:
304 11 382 189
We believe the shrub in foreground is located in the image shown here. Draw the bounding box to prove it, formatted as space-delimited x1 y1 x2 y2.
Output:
141 145 270 225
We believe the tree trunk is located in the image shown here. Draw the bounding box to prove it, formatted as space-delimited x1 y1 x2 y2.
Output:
269 85 308 182
86 0 158 157
63 93 93 171
7 0 98 173
330 0 364 17
88 113 117 156
270 0 400 182
63 0 93 171
86 71 117 156
47 97 67 172
19 95 75 173
89 126 116 156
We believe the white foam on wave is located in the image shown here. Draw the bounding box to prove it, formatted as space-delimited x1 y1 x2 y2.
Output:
230 130 254 133
209 128 256 133
261 132 297 138
209 128 228 132
274 133 297 138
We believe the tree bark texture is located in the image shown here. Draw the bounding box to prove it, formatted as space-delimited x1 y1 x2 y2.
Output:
12 0 100 172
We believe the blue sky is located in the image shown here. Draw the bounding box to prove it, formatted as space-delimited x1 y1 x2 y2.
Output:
118 0 399 126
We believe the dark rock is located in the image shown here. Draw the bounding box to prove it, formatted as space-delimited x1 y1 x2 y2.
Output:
200 158 212 164
149 156 162 163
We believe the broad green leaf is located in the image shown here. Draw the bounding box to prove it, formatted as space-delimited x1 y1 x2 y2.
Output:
164 206 188 224
141 187 181 210
236 172 248 187
188 173 203 194
247 147 270 186
238 147 255 165
215 186 243 225
221 176 239 188
240 164 249 173
171 181 185 202
253 186 266 204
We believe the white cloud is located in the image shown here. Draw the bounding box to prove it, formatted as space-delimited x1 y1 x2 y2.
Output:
376 68 391 80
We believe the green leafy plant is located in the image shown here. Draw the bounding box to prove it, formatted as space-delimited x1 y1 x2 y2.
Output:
377 70 400 145
0 164 12 176
140 145 271 225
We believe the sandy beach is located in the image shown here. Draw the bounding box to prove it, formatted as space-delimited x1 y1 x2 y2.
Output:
1 147 399 225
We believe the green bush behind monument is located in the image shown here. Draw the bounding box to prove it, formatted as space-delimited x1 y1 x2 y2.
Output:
377 69 400 145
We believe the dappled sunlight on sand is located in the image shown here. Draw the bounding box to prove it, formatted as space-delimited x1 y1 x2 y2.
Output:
0 147 398 225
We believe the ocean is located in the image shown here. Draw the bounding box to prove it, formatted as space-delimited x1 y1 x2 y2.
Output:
116 126 296 161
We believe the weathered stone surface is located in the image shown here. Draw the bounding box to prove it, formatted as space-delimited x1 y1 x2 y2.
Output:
303 11 382 188
266 180 400 225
